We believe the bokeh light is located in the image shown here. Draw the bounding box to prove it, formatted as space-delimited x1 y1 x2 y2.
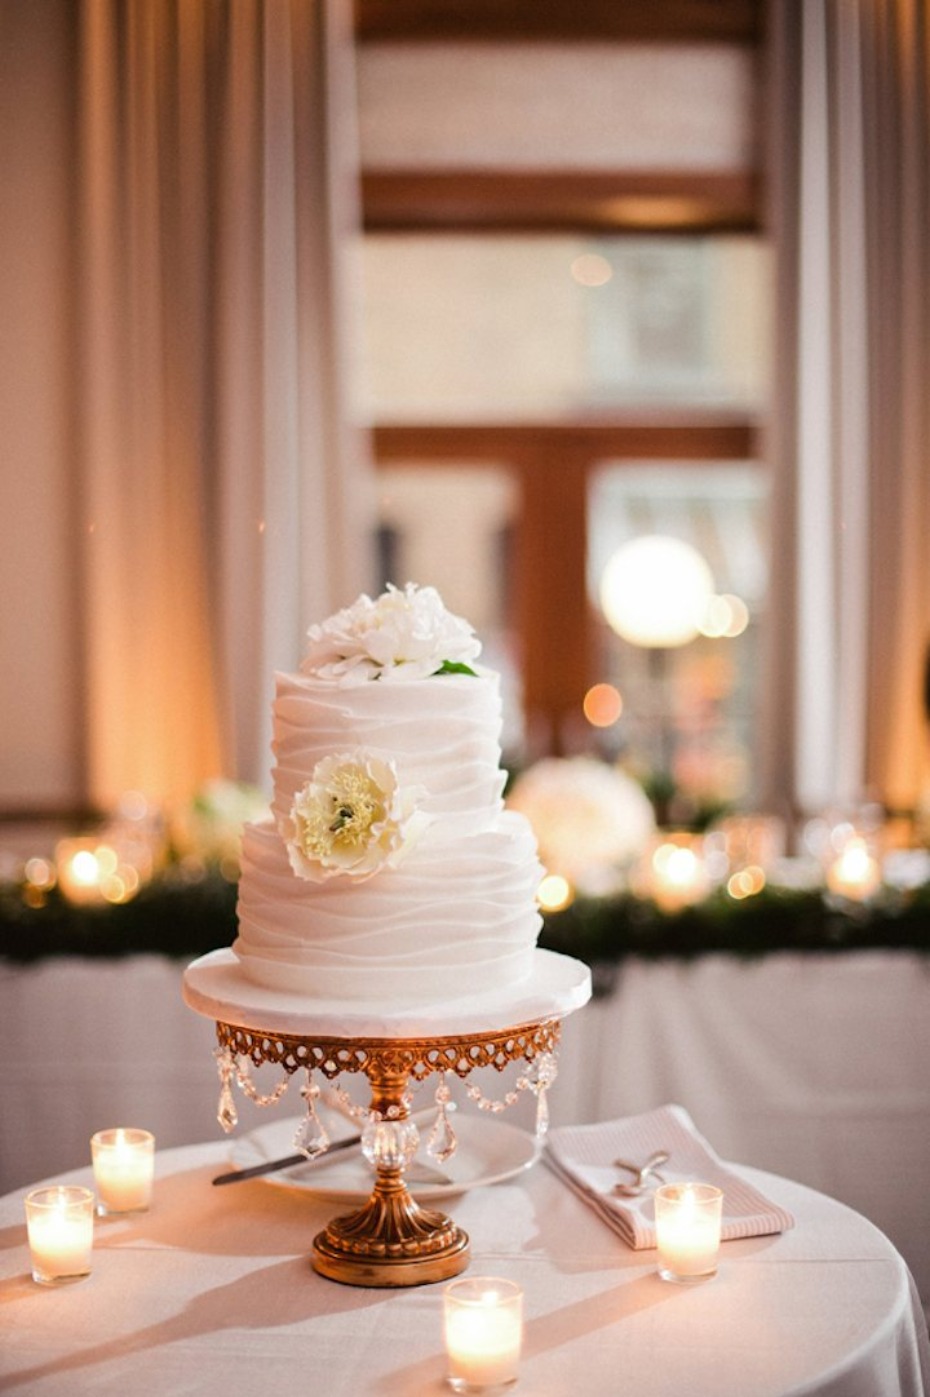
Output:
727 865 766 899
24 857 56 890
570 253 613 287
583 682 623 728
536 873 574 913
600 535 714 647
653 841 701 888
699 593 750 639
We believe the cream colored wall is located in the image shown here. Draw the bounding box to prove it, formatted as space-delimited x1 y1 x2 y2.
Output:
0 1 81 808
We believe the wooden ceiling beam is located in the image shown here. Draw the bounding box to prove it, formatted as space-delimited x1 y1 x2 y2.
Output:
362 170 761 234
354 1 763 46
373 419 759 465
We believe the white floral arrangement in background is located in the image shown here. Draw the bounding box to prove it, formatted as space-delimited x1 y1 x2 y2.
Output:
301 582 481 684
172 779 269 870
283 751 429 882
507 756 656 893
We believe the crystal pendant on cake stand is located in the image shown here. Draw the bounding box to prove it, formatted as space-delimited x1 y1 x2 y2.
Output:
183 948 591 1288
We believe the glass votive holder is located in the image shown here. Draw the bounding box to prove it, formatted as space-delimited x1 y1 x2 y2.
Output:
655 1182 723 1284
91 1128 155 1215
644 834 710 913
825 835 882 902
443 1276 524 1392
25 1185 95 1285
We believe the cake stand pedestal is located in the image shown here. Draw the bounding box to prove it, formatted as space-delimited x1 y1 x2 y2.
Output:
213 1016 560 1286
183 948 591 1289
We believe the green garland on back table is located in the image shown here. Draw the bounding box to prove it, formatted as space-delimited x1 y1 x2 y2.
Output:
2 874 930 992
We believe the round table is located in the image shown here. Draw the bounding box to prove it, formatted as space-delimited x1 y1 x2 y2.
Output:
1 1138 927 1396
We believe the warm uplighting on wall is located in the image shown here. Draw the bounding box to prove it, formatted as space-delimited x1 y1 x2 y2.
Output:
583 683 623 728
600 535 714 648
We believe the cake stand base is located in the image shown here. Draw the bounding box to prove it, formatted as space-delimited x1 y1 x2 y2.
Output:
310 1055 471 1287
208 1017 561 1288
312 1174 470 1287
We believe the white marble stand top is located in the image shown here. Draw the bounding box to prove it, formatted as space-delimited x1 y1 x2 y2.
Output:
182 947 592 1040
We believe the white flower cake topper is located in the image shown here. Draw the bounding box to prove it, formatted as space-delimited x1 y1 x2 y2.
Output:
283 751 428 882
301 582 481 684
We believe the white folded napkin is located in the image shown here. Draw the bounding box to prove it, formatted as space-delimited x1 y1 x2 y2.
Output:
545 1103 795 1250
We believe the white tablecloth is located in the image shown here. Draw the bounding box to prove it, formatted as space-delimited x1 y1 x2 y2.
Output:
1 1142 927 1396
3 951 930 1310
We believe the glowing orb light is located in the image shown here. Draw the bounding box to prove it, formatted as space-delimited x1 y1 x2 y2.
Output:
600 536 714 648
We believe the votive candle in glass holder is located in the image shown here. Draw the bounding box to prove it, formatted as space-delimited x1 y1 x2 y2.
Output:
91 1128 155 1215
55 837 111 906
647 836 710 913
825 836 881 902
443 1277 523 1392
25 1186 95 1285
655 1182 723 1284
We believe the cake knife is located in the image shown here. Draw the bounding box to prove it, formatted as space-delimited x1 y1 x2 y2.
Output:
212 1110 446 1186
213 1132 364 1185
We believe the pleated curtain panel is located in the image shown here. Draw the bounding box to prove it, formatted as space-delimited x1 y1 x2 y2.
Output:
74 0 373 810
762 0 930 824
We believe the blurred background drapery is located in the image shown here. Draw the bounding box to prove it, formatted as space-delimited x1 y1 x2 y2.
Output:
1 0 373 810
763 0 930 821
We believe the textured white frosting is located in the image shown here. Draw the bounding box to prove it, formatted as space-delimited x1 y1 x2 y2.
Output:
269 669 507 839
233 667 544 1004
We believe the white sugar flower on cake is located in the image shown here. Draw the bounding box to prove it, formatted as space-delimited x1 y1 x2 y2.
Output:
301 582 481 684
283 751 429 882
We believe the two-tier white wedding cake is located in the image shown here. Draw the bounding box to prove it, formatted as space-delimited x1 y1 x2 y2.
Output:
231 583 544 1006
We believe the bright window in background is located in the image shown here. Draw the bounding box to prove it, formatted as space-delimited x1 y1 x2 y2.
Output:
359 235 770 422
587 465 769 818
361 228 772 794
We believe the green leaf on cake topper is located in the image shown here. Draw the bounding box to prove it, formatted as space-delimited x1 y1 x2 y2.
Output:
433 660 478 677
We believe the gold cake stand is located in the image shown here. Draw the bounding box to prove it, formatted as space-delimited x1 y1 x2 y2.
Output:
213 1015 561 1287
182 947 592 1288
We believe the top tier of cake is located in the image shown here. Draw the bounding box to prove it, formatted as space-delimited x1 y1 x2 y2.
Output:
270 667 507 847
